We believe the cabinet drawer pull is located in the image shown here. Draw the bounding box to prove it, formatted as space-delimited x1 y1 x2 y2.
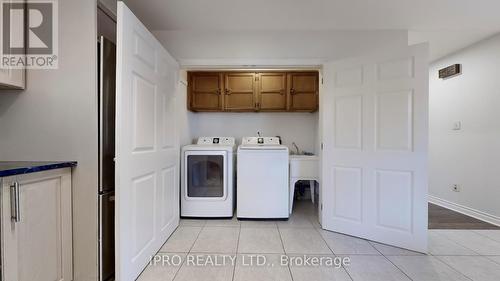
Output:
10 182 20 223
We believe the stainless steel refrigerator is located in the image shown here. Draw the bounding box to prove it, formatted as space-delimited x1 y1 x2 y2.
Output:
98 35 116 281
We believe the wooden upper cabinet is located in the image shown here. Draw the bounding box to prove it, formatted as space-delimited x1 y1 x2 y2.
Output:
257 73 287 111
287 72 319 112
187 71 318 112
224 73 256 111
188 72 223 111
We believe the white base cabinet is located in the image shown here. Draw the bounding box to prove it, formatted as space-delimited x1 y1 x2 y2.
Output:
1 168 73 281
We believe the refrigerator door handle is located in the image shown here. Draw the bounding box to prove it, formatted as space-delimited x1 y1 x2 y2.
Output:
97 35 116 193
98 35 105 190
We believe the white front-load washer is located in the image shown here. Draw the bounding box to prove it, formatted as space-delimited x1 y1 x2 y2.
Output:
181 137 235 217
237 137 289 219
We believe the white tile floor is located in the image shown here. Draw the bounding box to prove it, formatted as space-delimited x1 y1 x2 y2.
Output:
138 201 500 281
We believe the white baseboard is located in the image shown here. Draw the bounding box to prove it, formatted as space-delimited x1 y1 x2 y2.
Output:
429 195 500 227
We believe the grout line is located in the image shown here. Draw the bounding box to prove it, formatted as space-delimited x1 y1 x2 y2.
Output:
170 222 206 281
432 255 475 281
277 221 296 281
372 244 415 281
276 219 288 255
485 255 500 266
429 230 485 256
137 224 183 279
311 224 334 255
429 253 480 256
311 219 354 281
187 221 205 254
233 251 286 254
471 229 500 244
170 253 188 281
231 220 242 281
435 256 474 281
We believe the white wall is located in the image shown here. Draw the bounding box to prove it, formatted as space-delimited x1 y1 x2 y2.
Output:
189 112 319 153
177 70 196 146
429 33 500 221
0 0 99 279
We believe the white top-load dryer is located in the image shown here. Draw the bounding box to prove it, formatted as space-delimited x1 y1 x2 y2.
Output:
181 137 235 217
237 137 289 219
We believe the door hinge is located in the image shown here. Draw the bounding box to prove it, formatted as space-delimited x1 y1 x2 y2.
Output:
321 142 324 150
321 78 323 84
321 203 323 210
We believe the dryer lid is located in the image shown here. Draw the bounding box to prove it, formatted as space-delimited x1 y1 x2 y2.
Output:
238 145 288 151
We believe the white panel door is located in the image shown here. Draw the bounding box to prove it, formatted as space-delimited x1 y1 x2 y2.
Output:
321 44 428 252
115 2 180 280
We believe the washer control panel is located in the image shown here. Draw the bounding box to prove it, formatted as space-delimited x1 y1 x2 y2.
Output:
197 137 235 145
241 137 281 145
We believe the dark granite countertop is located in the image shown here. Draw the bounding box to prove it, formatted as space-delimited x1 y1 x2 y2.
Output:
0 161 77 177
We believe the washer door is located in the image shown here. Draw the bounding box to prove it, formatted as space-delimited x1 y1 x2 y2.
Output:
185 150 227 200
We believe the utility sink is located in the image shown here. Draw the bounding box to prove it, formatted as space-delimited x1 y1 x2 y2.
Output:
289 154 319 177
289 153 320 214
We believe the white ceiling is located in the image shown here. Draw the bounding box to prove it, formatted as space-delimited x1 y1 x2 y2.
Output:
409 30 499 62
154 30 408 67
124 0 500 62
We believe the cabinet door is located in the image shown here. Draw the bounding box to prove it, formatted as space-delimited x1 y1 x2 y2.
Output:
188 72 223 111
0 68 25 89
224 72 256 111
2 168 73 281
258 73 287 111
0 1 25 89
287 72 318 112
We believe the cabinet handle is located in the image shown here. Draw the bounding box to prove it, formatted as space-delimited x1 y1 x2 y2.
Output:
10 182 20 223
215 89 221 95
290 88 296 95
225 89 231 95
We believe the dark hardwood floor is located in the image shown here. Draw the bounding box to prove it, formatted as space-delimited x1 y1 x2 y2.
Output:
428 203 500 229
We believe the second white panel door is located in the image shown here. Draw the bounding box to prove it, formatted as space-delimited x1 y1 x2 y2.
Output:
321 44 429 253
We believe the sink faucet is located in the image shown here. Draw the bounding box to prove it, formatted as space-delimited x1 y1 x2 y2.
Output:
292 142 300 155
